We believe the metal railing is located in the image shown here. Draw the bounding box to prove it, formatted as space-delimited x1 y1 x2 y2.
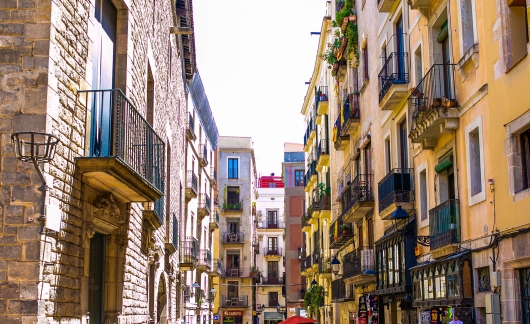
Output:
211 210 220 225
333 114 343 146
331 278 347 301
264 247 283 256
341 96 360 132
78 89 165 194
186 170 198 194
211 166 217 182
258 221 285 229
316 85 329 102
320 194 331 210
221 295 248 307
222 232 245 244
180 236 199 265
411 64 457 124
225 266 252 278
378 50 409 102
319 257 331 274
223 200 242 211
198 144 208 165
341 174 374 215
429 199 460 250
342 247 375 279
213 259 223 276
261 277 284 285
199 193 211 214
188 112 195 135
378 168 414 212
199 249 212 268
329 214 353 248
317 139 330 159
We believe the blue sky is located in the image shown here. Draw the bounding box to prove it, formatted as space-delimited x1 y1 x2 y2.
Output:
193 0 326 176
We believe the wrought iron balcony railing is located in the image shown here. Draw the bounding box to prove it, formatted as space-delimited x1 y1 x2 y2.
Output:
187 112 195 139
261 277 284 285
222 232 245 244
316 85 329 102
264 247 283 256
342 247 375 279
198 143 208 166
186 170 198 194
198 193 211 214
329 214 353 249
429 199 460 250
331 278 347 301
221 295 248 307
223 200 242 212
180 236 199 266
341 174 374 214
378 48 409 102
317 139 330 159
198 249 212 268
225 266 251 278
258 221 285 229
378 168 414 212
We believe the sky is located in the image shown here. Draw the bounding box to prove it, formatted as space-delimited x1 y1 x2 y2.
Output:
193 0 327 177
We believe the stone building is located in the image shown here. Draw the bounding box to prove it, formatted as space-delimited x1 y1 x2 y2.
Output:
216 136 258 324
255 174 285 323
0 0 209 323
281 143 306 318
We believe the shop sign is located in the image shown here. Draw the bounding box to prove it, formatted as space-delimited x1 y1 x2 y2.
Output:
223 310 243 317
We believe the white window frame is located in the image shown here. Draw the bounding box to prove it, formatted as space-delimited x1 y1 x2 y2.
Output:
465 115 486 206
417 161 429 229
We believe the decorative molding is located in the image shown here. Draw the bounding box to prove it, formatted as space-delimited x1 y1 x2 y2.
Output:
86 222 96 239
416 236 431 246
93 193 122 224
459 84 488 117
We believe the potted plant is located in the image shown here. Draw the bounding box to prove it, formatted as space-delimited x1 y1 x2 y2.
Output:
342 224 350 235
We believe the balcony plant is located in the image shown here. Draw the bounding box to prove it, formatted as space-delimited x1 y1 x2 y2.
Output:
318 182 331 197
342 224 350 235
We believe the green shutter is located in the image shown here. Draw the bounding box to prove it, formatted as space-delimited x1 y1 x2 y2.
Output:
434 156 453 173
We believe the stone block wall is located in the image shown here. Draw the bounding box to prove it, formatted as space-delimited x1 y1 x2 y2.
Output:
0 0 188 323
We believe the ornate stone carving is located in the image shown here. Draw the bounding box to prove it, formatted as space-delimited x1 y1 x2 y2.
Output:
86 223 96 239
93 193 122 224
115 234 128 250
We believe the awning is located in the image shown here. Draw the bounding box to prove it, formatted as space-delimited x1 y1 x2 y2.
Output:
264 312 284 320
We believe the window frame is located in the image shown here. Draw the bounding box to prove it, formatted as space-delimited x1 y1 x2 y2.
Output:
465 115 486 206
228 157 239 179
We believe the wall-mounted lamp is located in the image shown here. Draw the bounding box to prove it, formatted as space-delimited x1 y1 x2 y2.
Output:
331 256 341 275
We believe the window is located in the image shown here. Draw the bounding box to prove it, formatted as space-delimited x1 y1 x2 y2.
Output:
268 182 277 188
227 186 240 205
295 170 304 186
268 292 278 307
268 237 278 253
385 137 391 173
399 120 408 168
268 261 279 280
267 211 278 228
521 129 530 190
465 116 485 205
419 169 428 222
505 111 530 198
460 0 476 54
88 233 106 324
508 1 528 67
521 267 530 324
367 217 374 248
228 158 238 179
414 45 422 85
363 45 369 82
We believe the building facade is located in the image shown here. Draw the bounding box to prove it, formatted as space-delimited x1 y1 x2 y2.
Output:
0 0 200 323
255 175 286 323
281 143 306 318
216 136 258 324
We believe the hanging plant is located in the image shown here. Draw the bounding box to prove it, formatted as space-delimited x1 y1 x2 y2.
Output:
345 22 359 66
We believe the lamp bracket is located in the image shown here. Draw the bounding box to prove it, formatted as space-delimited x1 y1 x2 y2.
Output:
416 236 430 246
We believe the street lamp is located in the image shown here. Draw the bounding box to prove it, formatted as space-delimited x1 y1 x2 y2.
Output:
256 304 265 315
276 303 287 319
310 279 318 287
209 288 216 303
331 255 341 275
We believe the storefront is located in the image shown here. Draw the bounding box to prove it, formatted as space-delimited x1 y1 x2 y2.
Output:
263 312 283 324
374 219 417 324
410 252 474 324
223 310 244 324
356 295 379 324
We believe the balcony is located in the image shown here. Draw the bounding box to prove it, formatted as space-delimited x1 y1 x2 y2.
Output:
303 120 315 152
225 266 251 278
318 257 332 277
301 214 312 233
316 86 329 115
409 0 434 16
209 259 223 277
340 94 360 136
186 112 196 141
341 174 375 223
76 89 164 204
329 214 353 249
264 247 283 257
342 247 376 285
377 0 398 12
316 139 330 172
319 194 332 221
223 200 242 213
198 144 208 167
378 168 415 220
222 232 245 244
197 249 212 271
209 210 220 231
331 278 353 302
301 254 319 275
185 170 198 201
378 47 410 110
257 221 285 229
180 236 199 270
221 295 249 307
429 199 460 257
261 277 284 285
210 166 217 185
197 193 211 220
409 64 459 150
333 114 350 151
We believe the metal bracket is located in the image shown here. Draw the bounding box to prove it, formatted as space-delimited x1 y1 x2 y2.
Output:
416 236 430 246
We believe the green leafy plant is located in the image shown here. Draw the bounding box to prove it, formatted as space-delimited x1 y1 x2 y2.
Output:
320 37 341 69
335 0 354 26
345 22 359 65
304 285 325 318
318 183 331 197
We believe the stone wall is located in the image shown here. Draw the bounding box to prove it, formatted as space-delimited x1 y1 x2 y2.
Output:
0 0 188 323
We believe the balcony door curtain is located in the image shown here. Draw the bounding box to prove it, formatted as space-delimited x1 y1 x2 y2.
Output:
91 0 117 157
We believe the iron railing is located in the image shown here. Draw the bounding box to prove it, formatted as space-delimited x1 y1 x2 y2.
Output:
378 168 414 212
317 139 330 159
331 278 347 301
211 166 217 182
198 144 208 165
316 85 329 102
78 89 165 194
225 266 252 278
221 295 248 307
199 193 211 214
223 200 242 211
329 214 353 249
188 112 195 136
411 64 457 124
341 174 374 215
342 247 375 279
258 221 285 229
429 199 460 250
264 247 283 256
378 50 409 102
198 249 212 269
222 232 245 244
211 210 220 225
186 170 198 194
320 194 331 210
341 95 360 133
213 259 223 276
261 277 284 285
180 236 199 265
319 257 332 274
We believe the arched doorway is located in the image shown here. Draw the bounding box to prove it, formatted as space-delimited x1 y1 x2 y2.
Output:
157 275 167 324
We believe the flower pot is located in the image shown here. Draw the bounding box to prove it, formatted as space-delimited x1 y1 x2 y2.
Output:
433 98 442 107
342 230 348 235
